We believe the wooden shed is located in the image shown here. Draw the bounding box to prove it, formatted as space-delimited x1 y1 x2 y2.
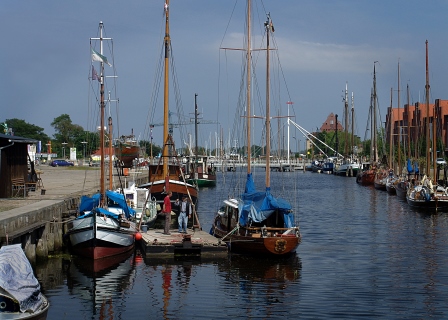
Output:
0 134 38 198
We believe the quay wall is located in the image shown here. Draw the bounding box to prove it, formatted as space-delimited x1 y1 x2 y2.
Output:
0 166 149 262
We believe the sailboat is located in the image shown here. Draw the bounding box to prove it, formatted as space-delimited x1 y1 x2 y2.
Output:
334 84 361 177
357 63 379 186
114 129 140 168
65 22 138 260
406 40 448 211
184 94 217 187
211 2 301 256
138 0 198 228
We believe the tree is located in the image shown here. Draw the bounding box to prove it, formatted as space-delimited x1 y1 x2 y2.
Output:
4 118 50 143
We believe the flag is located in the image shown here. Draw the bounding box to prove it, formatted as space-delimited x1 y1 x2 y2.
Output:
91 65 100 82
91 48 112 66
270 21 275 32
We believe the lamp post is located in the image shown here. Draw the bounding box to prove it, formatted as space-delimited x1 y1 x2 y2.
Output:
81 141 87 164
61 142 67 159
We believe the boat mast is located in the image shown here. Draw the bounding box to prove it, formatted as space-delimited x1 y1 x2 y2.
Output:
406 83 411 161
425 40 430 177
246 0 252 174
351 92 354 160
108 116 113 190
344 83 348 159
389 87 393 169
265 13 272 189
90 22 112 207
397 61 401 176
163 0 171 178
194 93 198 169
373 62 378 163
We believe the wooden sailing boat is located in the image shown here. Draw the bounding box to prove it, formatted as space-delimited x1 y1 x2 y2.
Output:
211 3 301 256
114 129 140 168
138 1 198 228
66 22 138 259
406 40 448 211
184 94 217 187
357 62 379 186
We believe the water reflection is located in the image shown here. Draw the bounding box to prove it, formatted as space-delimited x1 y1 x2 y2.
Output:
66 250 138 318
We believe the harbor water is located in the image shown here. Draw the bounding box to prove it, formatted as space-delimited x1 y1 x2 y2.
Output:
36 169 448 319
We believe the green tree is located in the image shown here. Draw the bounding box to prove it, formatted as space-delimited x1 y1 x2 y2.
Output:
5 118 50 143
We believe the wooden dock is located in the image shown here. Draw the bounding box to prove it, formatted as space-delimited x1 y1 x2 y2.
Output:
138 228 228 258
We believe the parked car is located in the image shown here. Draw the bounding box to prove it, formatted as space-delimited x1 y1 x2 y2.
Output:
50 159 74 167
436 158 447 166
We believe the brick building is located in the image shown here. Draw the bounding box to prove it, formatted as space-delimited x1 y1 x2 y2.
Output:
320 113 344 132
386 99 448 156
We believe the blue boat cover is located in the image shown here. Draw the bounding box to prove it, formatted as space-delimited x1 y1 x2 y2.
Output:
0 244 43 313
239 173 295 228
407 158 414 174
77 190 135 219
414 161 419 174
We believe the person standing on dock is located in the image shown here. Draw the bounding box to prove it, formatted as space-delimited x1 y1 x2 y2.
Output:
163 191 173 235
175 196 191 233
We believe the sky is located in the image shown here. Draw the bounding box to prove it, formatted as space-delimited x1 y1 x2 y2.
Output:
2 0 448 153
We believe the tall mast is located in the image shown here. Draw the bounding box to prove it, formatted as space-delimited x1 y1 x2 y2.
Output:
397 61 401 175
344 82 348 158
406 83 411 160
194 93 198 166
425 40 430 177
373 62 378 163
90 21 111 207
108 116 113 190
163 0 170 178
389 87 393 169
265 13 272 189
246 0 252 174
351 92 354 160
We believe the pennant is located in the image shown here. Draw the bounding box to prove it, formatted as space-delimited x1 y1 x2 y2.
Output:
91 65 100 82
91 48 112 66
270 21 275 32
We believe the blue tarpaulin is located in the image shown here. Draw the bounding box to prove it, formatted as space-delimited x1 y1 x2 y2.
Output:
238 173 295 228
77 190 135 219
407 158 414 174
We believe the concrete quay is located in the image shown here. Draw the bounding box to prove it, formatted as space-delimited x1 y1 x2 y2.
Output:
0 165 148 261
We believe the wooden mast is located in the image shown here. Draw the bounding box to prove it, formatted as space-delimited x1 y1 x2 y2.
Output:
108 116 113 190
265 13 272 189
373 62 378 163
389 87 393 169
99 22 106 207
406 84 411 162
163 0 170 179
246 0 252 174
425 40 430 177
397 61 401 176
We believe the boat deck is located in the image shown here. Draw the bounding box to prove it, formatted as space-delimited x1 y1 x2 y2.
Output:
139 228 228 258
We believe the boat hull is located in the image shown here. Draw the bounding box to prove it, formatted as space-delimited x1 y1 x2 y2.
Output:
66 214 136 260
395 181 408 200
212 224 300 256
115 143 140 168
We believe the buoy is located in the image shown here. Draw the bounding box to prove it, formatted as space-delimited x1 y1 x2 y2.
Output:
135 232 142 241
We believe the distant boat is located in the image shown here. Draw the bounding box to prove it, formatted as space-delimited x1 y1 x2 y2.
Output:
183 94 217 188
357 63 380 186
0 244 50 320
65 22 138 260
211 3 301 256
114 131 140 168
